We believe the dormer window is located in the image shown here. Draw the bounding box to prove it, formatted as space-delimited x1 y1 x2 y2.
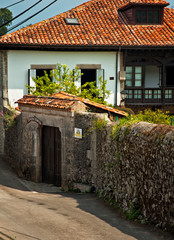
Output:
118 0 169 25
136 9 159 24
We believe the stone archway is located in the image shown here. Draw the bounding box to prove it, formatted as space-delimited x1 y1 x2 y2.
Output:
21 117 42 182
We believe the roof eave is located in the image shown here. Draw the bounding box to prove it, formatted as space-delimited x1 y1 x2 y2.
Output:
1 43 174 51
118 2 169 11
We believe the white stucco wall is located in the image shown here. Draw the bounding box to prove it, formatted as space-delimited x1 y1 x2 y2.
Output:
8 50 119 107
145 66 160 88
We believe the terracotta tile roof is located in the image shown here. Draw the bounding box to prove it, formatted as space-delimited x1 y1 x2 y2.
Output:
53 92 128 116
0 0 173 47
16 94 76 110
16 92 128 117
129 0 168 3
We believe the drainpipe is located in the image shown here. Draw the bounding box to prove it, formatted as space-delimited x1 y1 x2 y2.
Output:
115 46 121 107
115 51 118 107
0 51 3 100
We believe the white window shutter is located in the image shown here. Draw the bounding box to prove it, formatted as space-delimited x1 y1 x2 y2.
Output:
28 69 36 94
96 69 104 87
52 69 56 82
76 69 81 89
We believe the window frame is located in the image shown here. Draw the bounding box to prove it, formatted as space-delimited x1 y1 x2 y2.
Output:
28 65 57 94
125 66 143 88
134 7 162 25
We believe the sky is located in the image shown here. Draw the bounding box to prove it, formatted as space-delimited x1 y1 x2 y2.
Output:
0 0 89 32
0 0 173 33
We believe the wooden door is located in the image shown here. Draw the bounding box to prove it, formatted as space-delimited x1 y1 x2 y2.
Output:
42 126 61 186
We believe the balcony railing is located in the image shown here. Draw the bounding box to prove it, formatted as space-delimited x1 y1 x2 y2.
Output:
125 88 174 105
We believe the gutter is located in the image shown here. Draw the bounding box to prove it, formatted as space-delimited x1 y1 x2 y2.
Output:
0 44 174 51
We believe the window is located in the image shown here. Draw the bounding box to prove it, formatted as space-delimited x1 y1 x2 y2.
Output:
127 90 133 99
154 90 161 99
80 68 104 89
76 64 104 89
81 69 96 86
166 66 174 87
165 90 172 99
125 67 132 87
28 65 56 93
136 9 159 24
126 66 142 87
36 69 52 78
64 18 80 25
145 90 152 99
134 90 142 99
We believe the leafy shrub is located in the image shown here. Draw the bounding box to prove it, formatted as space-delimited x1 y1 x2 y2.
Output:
112 109 173 140
26 63 111 105
125 202 141 221
0 108 17 129
135 109 172 125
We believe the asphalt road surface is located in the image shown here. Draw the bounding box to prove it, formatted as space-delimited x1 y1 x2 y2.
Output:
0 158 173 240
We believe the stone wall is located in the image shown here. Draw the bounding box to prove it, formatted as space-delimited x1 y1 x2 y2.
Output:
0 50 8 155
72 112 100 189
3 111 21 170
95 121 174 233
3 109 174 233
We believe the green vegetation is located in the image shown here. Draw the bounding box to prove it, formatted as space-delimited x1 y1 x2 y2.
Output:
112 109 173 140
84 117 107 137
27 64 81 96
26 63 110 105
134 109 172 125
92 117 107 131
0 107 17 129
0 8 13 36
80 78 110 104
125 202 141 221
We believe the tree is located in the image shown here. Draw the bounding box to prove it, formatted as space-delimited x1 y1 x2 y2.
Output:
0 8 13 36
26 63 111 105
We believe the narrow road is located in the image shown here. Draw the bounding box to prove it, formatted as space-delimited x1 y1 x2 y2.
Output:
0 159 173 240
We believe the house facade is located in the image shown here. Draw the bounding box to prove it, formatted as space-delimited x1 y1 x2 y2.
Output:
0 0 174 153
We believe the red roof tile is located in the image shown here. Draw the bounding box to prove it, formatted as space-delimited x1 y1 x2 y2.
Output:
16 95 76 111
16 92 128 117
130 0 168 3
0 0 173 47
53 92 128 116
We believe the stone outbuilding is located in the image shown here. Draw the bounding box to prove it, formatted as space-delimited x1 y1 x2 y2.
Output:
16 92 127 188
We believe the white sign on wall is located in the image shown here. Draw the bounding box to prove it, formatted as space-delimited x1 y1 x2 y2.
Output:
74 128 82 139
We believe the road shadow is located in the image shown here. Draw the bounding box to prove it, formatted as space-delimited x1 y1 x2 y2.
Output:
0 158 29 191
0 158 173 240
0 158 61 193
59 191 174 240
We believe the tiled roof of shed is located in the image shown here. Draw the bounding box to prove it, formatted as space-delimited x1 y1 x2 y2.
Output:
16 92 128 117
0 0 173 48
53 92 128 116
16 94 76 110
